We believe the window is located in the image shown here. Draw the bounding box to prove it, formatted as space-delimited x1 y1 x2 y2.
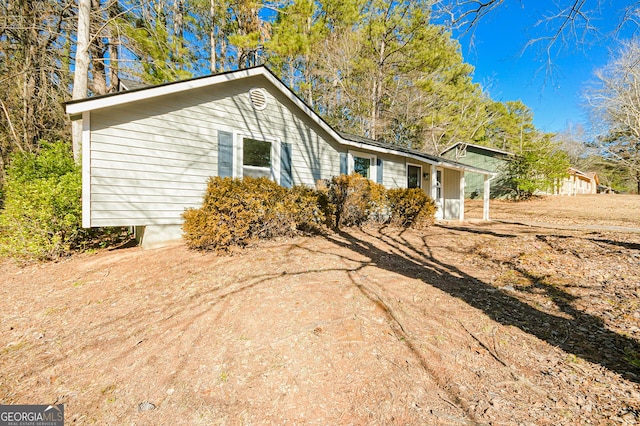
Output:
407 164 421 189
436 169 442 200
243 138 271 178
354 156 371 178
349 151 377 182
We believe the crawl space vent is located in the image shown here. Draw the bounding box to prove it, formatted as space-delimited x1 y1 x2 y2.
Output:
249 88 268 110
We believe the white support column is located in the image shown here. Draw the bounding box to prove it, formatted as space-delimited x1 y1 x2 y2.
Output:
483 175 491 221
459 171 465 221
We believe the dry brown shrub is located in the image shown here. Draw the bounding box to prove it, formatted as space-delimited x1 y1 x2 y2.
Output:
182 177 326 252
387 187 437 228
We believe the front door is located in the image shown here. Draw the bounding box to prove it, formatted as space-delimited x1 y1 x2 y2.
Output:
435 168 443 219
407 164 421 188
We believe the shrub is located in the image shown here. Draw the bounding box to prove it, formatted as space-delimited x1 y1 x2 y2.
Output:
0 142 89 260
325 174 388 228
387 188 437 228
287 184 329 232
183 174 438 252
182 176 326 251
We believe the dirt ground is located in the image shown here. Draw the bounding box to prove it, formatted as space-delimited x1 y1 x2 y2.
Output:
1 194 639 425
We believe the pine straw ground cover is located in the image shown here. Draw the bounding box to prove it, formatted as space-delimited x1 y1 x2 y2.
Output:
0 194 639 424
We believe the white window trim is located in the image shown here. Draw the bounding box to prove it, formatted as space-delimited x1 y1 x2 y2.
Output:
235 131 281 184
406 162 422 189
348 150 377 182
436 168 443 201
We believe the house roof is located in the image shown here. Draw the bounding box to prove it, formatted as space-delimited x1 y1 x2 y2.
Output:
117 78 148 92
441 142 515 158
569 167 599 184
66 66 495 176
338 132 492 174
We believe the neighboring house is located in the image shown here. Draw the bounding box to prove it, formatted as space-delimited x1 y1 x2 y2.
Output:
66 66 495 248
553 168 599 195
441 142 514 198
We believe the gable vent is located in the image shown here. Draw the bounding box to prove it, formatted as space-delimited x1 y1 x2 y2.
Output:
249 88 268 110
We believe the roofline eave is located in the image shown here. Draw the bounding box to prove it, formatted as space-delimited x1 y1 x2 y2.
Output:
65 67 267 114
65 66 495 177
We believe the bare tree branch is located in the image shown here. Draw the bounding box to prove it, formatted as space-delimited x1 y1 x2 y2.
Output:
433 1 640 66
585 39 640 190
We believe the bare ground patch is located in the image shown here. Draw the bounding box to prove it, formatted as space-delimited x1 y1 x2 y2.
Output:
1 195 639 424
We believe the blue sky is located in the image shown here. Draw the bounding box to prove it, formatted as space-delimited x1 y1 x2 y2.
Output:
449 1 637 134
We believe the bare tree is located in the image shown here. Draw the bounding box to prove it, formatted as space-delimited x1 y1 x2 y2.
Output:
586 39 640 193
554 122 591 164
0 0 74 177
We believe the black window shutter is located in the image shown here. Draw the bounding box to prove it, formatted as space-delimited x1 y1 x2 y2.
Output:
218 130 233 178
339 152 348 175
376 158 383 184
280 142 293 188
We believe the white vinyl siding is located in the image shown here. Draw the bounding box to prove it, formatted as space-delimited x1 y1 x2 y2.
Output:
379 155 407 188
87 75 343 227
70 67 479 233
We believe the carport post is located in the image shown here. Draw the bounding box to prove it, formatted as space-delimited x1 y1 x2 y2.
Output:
459 171 465 221
483 175 491 220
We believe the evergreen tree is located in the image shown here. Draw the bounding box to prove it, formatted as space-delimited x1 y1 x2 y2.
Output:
117 0 194 84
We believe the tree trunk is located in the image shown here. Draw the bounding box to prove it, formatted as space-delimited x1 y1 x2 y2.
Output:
89 0 108 95
210 0 216 73
370 38 385 140
174 0 184 61
72 0 92 163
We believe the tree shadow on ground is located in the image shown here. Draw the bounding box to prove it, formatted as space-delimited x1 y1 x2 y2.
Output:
543 233 640 251
326 226 640 383
434 223 520 239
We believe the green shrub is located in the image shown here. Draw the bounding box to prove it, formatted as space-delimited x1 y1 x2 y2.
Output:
182 176 326 251
325 174 388 228
0 142 89 260
387 188 437 228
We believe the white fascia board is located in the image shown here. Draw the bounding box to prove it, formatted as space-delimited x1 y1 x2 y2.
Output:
65 68 266 114
340 139 439 165
436 161 496 176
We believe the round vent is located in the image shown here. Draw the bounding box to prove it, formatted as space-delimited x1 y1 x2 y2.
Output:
249 88 268 110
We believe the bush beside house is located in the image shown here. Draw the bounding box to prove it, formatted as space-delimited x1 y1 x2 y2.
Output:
0 143 437 260
183 175 437 252
0 141 127 261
